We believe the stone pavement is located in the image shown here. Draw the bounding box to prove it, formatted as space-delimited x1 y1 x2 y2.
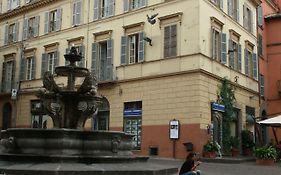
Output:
149 157 281 175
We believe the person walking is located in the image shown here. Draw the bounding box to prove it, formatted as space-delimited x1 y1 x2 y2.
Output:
179 152 201 175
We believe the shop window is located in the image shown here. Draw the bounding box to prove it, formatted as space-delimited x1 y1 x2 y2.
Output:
123 101 142 149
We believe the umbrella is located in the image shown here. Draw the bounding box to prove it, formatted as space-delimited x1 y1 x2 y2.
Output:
258 115 281 143
258 115 281 127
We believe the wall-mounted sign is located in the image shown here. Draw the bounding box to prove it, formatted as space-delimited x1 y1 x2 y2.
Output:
11 89 17 100
123 109 142 117
211 102 225 112
169 119 179 139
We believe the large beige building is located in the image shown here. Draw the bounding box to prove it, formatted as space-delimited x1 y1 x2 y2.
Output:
0 0 260 159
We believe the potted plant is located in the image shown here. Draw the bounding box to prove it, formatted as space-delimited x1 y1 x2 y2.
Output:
203 141 218 158
229 136 239 157
241 130 254 156
254 146 277 165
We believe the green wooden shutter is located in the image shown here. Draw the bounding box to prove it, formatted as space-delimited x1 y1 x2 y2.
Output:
221 33 227 64
243 5 247 28
138 32 145 62
54 51 59 68
228 0 233 17
220 0 223 10
4 25 8 45
170 25 177 57
108 0 115 16
238 44 242 72
44 12 49 34
78 45 85 67
41 53 48 78
20 58 27 81
23 19 28 40
250 10 253 33
106 39 113 80
252 53 257 79
124 0 129 12
211 29 215 59
93 0 100 20
244 49 249 75
236 0 239 22
121 36 128 65
91 43 98 78
229 40 234 68
31 56 36 80
11 60 16 89
1 62 6 92
56 8 62 31
14 22 19 42
73 2 77 25
164 26 170 58
76 1 82 25
257 5 263 27
34 16 40 37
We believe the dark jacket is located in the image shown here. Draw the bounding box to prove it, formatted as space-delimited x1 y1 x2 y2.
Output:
179 159 194 175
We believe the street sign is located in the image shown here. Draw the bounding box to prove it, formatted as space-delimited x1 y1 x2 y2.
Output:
211 102 225 112
11 89 17 100
169 119 179 139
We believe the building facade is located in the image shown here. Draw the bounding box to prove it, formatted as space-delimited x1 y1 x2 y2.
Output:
258 0 281 144
0 0 260 159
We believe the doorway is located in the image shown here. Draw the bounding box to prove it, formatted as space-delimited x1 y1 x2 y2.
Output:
2 102 12 130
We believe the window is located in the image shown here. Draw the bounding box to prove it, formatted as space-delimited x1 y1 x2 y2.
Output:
31 100 48 129
73 0 82 26
228 0 239 22
7 0 20 11
26 56 35 80
229 40 242 71
23 16 40 40
44 8 62 34
211 29 227 64
210 0 223 9
164 24 177 58
257 5 263 27
123 101 142 149
4 22 19 45
20 50 36 81
244 47 257 79
92 40 113 81
124 0 147 12
93 0 115 20
41 50 58 78
260 74 264 97
1 58 15 92
120 32 145 64
243 5 253 32
258 34 263 56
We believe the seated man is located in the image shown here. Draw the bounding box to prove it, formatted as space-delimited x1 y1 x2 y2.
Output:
179 152 201 175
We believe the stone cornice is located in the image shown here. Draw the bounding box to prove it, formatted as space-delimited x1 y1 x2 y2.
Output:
0 0 59 21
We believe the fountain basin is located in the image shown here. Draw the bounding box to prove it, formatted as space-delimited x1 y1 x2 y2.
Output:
0 128 144 163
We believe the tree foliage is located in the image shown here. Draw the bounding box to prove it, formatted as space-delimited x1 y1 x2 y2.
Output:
217 78 236 152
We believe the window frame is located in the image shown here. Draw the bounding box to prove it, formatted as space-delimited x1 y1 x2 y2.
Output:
163 23 178 58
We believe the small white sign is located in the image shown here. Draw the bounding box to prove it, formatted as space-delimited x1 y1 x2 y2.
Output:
11 89 17 100
169 120 179 139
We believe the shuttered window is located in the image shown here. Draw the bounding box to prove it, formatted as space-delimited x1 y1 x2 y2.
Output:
94 0 115 20
210 0 223 9
120 32 145 64
164 24 177 58
211 28 221 62
243 5 253 33
228 40 241 71
91 39 113 81
26 56 36 80
41 51 59 77
124 0 147 12
5 23 19 44
44 8 62 34
244 49 257 79
257 5 263 27
258 34 263 56
228 0 239 22
1 60 15 92
73 0 82 26
23 16 40 40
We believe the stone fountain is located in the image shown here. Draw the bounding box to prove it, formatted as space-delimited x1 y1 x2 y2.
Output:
0 47 178 175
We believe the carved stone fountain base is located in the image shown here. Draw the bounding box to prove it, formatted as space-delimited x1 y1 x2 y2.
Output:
0 129 178 175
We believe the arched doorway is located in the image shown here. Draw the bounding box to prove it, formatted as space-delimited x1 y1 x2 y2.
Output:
93 97 110 130
2 102 12 130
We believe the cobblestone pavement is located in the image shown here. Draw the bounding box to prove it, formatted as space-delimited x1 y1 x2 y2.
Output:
149 158 281 175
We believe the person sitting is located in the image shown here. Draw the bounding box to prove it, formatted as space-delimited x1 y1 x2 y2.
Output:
179 152 201 175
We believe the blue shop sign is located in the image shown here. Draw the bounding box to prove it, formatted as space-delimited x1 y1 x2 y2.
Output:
124 109 142 117
211 102 225 112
